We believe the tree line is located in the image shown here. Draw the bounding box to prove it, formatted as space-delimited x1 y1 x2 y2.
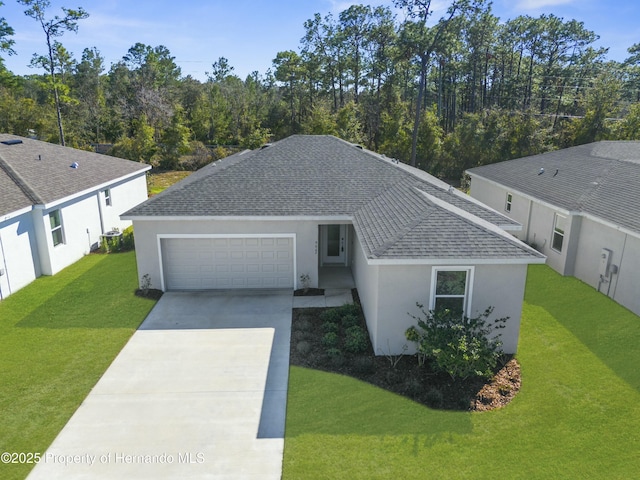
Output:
1 0 640 180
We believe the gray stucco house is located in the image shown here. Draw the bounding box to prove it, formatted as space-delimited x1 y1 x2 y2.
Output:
123 135 544 355
0 134 150 299
467 141 640 317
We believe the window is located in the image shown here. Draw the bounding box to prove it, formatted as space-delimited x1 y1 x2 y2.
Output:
505 192 513 212
104 189 111 206
49 210 64 247
552 213 566 252
430 268 473 316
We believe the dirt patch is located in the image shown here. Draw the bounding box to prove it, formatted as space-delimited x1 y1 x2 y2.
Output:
290 305 521 411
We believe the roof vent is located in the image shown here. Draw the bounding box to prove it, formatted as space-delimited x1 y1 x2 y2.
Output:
1 139 23 145
70 162 79 169
260 143 272 150
354 144 363 149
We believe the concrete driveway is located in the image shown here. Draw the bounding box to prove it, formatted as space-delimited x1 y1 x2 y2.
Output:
28 290 293 480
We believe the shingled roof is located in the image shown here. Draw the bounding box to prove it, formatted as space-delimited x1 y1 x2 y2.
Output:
466 141 640 235
124 135 543 262
0 134 150 218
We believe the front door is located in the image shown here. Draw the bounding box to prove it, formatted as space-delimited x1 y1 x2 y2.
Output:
322 225 346 265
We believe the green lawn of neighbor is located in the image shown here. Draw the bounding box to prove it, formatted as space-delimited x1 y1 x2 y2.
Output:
147 170 192 196
283 265 640 479
0 252 158 480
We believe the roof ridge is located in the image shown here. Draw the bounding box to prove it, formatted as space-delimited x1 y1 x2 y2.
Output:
0 151 43 204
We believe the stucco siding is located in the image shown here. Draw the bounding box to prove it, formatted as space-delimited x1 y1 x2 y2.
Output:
470 176 528 239
374 265 430 356
470 264 528 354
374 263 528 355
0 213 40 298
573 217 640 316
352 234 380 351
100 174 148 233
131 219 319 291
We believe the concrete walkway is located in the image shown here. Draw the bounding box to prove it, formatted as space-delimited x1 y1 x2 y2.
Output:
28 291 292 480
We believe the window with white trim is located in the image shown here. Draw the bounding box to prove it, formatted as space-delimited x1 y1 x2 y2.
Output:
430 267 473 316
505 192 513 212
551 213 566 252
104 188 111 206
49 210 64 247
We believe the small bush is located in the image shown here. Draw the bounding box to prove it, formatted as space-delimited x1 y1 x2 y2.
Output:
341 314 359 328
322 331 339 348
335 303 360 317
319 309 341 324
322 321 339 333
325 347 342 358
121 225 135 250
405 305 508 380
344 325 369 354
296 341 312 355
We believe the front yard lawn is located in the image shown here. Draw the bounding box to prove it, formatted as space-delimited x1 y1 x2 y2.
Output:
0 251 157 480
283 265 640 479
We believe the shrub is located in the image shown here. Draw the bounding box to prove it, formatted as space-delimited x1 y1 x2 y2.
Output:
296 341 312 355
344 325 369 354
335 303 360 317
341 314 359 328
319 309 341 324
325 347 342 358
322 321 339 334
121 225 135 250
322 331 339 348
405 305 508 380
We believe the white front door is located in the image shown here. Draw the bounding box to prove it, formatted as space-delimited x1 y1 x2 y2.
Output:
321 225 346 265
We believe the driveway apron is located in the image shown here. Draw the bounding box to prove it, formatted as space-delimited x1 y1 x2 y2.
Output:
27 290 293 480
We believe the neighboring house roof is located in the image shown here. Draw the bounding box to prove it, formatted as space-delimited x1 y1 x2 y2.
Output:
466 141 640 235
124 135 543 262
0 134 150 217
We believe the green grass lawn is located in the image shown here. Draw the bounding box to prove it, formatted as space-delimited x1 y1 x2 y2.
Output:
283 265 640 479
0 251 157 480
147 170 192 196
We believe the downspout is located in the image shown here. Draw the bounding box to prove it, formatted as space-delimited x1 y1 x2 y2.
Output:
96 190 106 234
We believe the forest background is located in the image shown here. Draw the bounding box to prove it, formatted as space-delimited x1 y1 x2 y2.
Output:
1 0 640 182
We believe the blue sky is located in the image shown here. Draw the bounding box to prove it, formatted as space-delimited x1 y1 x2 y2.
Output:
1 0 638 81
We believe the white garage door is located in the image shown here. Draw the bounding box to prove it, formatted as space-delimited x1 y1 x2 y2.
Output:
161 237 294 290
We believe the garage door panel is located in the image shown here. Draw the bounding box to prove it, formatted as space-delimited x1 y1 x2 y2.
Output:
162 237 294 290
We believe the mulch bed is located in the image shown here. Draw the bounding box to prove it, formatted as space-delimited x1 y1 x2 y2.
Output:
290 304 521 411
134 288 164 300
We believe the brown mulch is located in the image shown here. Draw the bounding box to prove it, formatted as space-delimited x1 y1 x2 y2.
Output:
290 306 521 411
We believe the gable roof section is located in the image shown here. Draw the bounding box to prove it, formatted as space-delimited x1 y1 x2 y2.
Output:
124 135 542 262
0 134 150 218
466 141 640 235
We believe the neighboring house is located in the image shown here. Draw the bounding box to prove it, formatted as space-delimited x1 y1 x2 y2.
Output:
122 135 544 355
467 141 640 317
0 134 150 299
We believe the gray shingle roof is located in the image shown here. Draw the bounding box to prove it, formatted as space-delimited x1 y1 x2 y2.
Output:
0 134 150 217
124 135 542 262
466 141 640 234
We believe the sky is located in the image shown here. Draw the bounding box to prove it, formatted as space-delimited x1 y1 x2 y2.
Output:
1 0 639 82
